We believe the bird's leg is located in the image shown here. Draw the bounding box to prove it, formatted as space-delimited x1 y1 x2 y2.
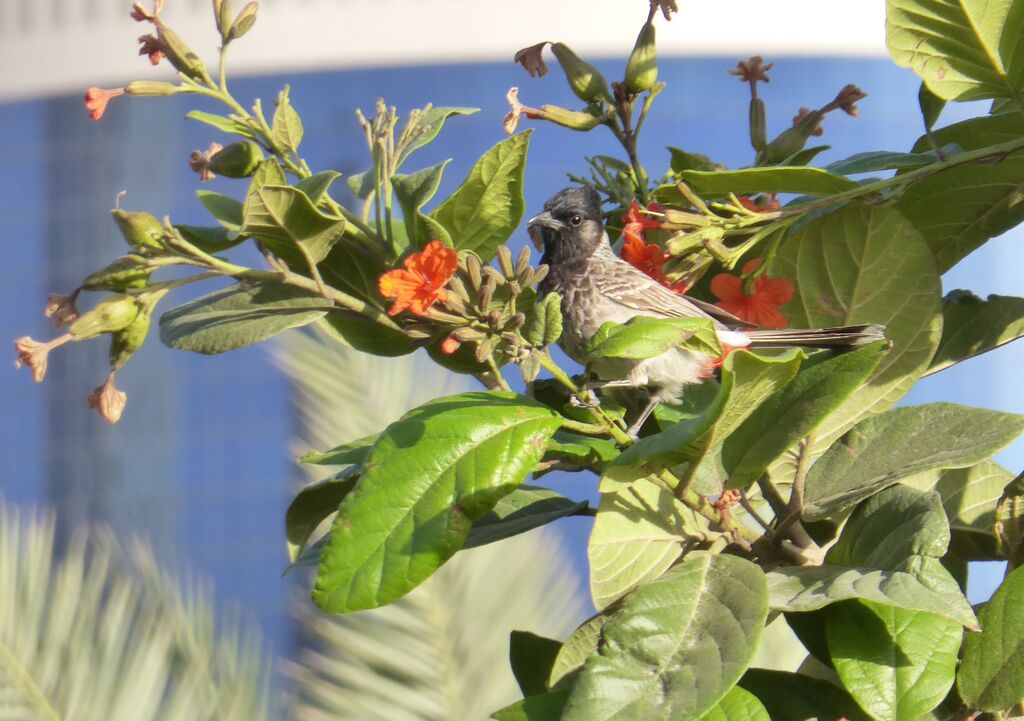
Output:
572 378 635 408
625 395 661 440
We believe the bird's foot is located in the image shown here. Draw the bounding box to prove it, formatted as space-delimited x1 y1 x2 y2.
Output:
570 389 601 409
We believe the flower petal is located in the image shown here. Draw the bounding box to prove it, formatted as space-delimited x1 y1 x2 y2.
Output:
710 272 745 303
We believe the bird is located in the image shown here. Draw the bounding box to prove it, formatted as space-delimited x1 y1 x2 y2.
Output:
527 186 885 437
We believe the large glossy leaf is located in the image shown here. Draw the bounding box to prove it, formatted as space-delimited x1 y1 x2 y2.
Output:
432 132 530 261
826 485 950 569
585 316 719 363
561 552 768 721
928 291 1024 374
509 631 562 697
549 614 605 689
804 403 1024 519
696 686 770 721
675 167 858 196
739 669 871 721
767 565 977 628
159 281 327 354
802 403 1019 520
312 392 561 613
897 113 1024 272
299 432 378 466
241 184 346 266
464 486 589 550
588 478 690 610
771 205 942 453
958 563 1024 710
886 0 1024 104
826 601 962 721
721 342 886 488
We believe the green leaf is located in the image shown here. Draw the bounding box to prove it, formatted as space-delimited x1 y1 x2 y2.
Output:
585 316 720 363
549 614 604 689
675 166 858 196
561 552 769 721
741 669 870 721
197 190 244 231
918 82 946 130
766 565 978 628
286 470 358 562
272 85 304 153
696 685 770 721
431 132 530 261
299 432 379 465
958 564 1024 710
542 432 619 470
668 147 723 174
930 460 1014 538
826 485 950 569
175 224 243 253
185 109 256 138
885 0 1024 104
252 157 287 188
346 170 374 200
509 631 562 697
241 184 346 266
464 485 589 550
393 161 451 251
398 106 480 167
588 478 691 610
319 314 416 357
803 403 1024 519
825 150 941 176
524 293 563 349
898 112 1024 272
159 281 327 354
771 204 942 452
928 291 1024 374
781 145 832 167
722 342 886 488
312 392 561 613
296 171 341 206
491 690 569 721
827 601 962 721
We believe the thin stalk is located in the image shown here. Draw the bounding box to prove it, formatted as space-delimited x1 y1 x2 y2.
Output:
485 355 512 392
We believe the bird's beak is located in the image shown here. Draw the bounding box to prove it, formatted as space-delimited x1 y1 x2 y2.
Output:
527 211 565 252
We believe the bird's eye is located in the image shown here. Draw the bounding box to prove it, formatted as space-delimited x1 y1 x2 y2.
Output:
569 214 583 226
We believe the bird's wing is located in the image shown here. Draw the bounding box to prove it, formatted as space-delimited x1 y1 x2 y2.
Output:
592 252 755 328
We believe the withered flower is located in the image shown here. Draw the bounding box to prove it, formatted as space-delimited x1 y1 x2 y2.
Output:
45 290 81 327
728 56 773 85
651 0 679 20
188 142 223 183
514 42 549 78
137 34 166 66
14 334 74 383
502 87 544 135
88 372 127 425
823 84 867 117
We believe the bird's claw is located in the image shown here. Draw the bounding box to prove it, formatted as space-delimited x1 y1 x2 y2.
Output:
570 389 601 409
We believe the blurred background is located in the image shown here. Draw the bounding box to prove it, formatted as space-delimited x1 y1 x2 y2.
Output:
1 0 1021 717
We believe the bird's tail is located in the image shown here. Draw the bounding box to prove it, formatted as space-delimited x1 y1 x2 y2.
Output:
744 324 886 349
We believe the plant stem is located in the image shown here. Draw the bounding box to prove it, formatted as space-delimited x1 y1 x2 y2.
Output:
534 351 633 446
485 355 512 392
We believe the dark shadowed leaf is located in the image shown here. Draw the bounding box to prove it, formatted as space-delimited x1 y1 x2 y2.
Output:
491 689 569 721
509 631 562 697
739 668 871 721
928 291 1024 374
286 469 359 562
464 486 589 550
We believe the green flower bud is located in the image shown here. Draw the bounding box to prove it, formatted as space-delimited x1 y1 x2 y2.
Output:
749 97 766 151
70 295 140 340
538 105 602 131
155 21 208 80
229 2 258 41
215 0 234 39
550 43 612 103
125 80 181 97
111 209 165 250
107 290 165 369
206 141 264 178
82 255 154 292
758 109 823 165
625 22 658 93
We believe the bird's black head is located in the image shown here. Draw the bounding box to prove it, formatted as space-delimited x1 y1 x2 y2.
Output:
528 187 606 266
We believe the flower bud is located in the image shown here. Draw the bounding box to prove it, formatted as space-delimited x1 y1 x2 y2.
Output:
440 336 461 355
496 246 515 278
464 253 483 291
82 255 153 292
660 208 710 229
70 295 140 340
758 109 822 165
228 2 258 40
537 105 602 131
107 289 164 369
155 21 208 80
474 337 495 363
206 141 264 178
514 246 531 279
214 0 233 39
748 97 766 151
550 43 612 103
111 209 165 250
125 80 180 97
481 266 507 286
625 22 658 93
452 326 487 342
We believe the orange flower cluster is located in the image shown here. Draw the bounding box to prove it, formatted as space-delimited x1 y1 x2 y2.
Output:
710 259 793 329
737 194 781 213
378 240 457 318
619 200 693 293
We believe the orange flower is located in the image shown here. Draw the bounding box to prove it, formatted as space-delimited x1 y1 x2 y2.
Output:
84 87 125 121
379 240 458 317
440 336 461 355
737 194 781 213
710 259 794 329
621 233 669 284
